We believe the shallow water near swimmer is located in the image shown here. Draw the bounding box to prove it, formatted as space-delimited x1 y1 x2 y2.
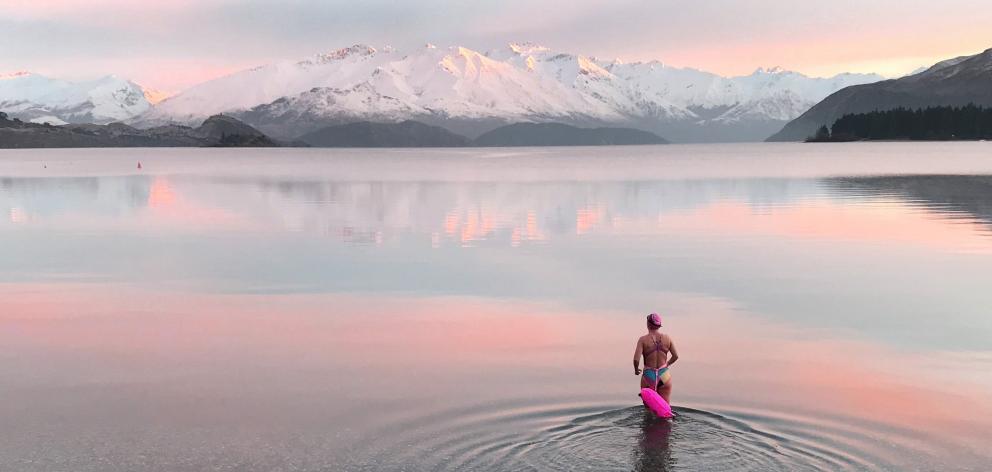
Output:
1 143 991 471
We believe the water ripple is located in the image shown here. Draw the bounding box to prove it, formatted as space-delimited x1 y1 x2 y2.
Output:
343 399 945 471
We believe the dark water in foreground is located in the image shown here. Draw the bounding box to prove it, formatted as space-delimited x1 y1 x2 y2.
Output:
1 144 991 471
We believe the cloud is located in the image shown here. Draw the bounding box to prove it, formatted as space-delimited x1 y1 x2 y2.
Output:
1 0 989 90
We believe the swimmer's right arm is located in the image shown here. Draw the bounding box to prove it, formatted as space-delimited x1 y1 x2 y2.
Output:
667 340 679 367
632 339 643 375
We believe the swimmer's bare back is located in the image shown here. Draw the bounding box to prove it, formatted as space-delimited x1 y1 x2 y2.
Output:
632 314 679 404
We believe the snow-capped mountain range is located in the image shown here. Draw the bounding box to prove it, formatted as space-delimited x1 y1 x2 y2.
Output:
0 72 151 125
2 43 885 141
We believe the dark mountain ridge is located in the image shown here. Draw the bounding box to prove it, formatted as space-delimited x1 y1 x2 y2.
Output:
0 113 281 148
769 48 992 141
298 120 469 147
297 121 668 148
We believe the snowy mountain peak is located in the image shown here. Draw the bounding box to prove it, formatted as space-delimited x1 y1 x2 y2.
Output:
142 88 171 104
576 56 612 78
133 42 886 142
312 44 378 64
752 66 789 76
508 42 551 55
0 72 151 124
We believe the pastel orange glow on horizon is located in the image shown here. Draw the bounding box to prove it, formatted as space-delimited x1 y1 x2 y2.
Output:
637 29 990 79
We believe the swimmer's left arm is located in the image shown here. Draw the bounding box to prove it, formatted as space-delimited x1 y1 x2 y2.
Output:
632 339 643 375
667 340 679 367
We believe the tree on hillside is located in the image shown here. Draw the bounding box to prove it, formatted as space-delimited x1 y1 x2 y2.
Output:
826 105 992 141
813 125 830 141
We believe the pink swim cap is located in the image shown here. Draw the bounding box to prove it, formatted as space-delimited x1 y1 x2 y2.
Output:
647 313 662 327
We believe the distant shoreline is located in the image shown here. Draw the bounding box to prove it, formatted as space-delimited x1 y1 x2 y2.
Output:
1 118 669 149
806 137 991 143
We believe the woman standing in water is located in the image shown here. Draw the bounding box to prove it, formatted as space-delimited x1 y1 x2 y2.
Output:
633 313 679 403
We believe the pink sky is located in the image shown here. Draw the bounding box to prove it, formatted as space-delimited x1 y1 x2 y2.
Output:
1 0 990 92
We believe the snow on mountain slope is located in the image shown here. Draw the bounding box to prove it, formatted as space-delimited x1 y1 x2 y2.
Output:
490 43 659 119
142 88 171 105
710 69 885 123
491 42 883 123
142 45 396 124
136 42 885 141
0 73 150 124
142 43 622 126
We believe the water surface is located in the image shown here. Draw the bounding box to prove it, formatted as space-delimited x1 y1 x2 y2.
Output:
2 143 991 471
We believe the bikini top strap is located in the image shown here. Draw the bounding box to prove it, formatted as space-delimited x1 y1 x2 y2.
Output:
644 334 663 356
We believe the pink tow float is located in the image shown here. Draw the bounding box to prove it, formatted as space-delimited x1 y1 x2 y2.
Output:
640 388 674 418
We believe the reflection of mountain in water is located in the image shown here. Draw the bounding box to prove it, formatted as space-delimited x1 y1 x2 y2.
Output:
2 175 821 244
9 174 992 246
0 176 150 222
826 175 992 231
238 177 820 246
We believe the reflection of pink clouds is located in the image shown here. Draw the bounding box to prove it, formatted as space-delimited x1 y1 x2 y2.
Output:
439 206 545 247
596 295 992 445
2 177 251 233
444 211 459 236
460 210 480 245
576 205 604 235
140 177 251 230
622 199 992 253
433 195 990 251
8 207 28 224
4 283 990 445
525 210 544 242
147 177 177 209
1 285 573 368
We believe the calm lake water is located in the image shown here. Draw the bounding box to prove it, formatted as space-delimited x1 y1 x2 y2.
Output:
1 144 991 471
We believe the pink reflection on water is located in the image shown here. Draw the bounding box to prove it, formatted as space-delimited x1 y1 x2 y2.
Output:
270 190 989 251
3 283 990 450
147 177 177 209
576 205 605 235
438 206 545 247
141 177 248 230
9 206 28 224
0 285 573 370
603 199 992 253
